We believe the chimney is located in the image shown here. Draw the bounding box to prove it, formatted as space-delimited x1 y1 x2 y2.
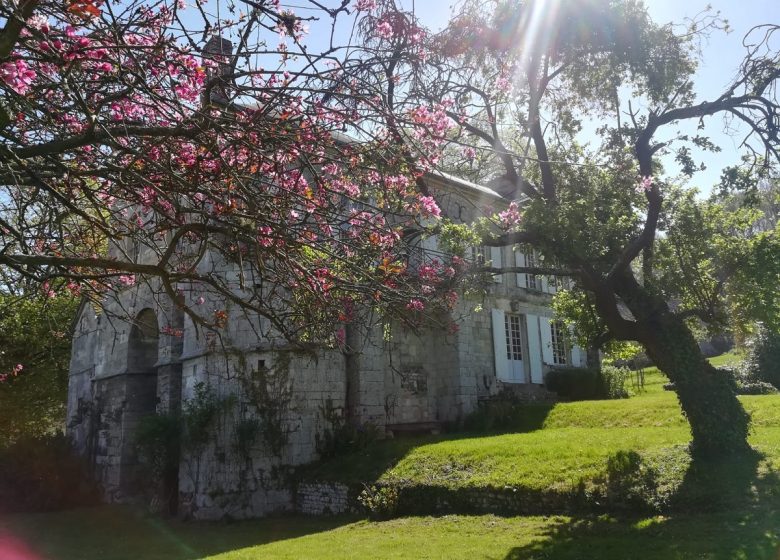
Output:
202 36 233 105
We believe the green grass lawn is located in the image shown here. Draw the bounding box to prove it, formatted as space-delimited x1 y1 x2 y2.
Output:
3 506 780 559
305 350 780 499
4 351 780 559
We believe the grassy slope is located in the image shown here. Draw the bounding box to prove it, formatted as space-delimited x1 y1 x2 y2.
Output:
4 350 780 559
307 351 780 495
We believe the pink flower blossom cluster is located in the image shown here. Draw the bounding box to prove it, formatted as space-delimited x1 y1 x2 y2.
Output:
376 20 394 40
462 146 477 160
498 201 522 227
419 195 441 218
118 274 136 287
354 0 378 12
0 364 24 383
0 58 36 95
636 176 653 193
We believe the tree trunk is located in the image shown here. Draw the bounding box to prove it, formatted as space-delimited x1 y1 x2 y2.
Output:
641 312 750 457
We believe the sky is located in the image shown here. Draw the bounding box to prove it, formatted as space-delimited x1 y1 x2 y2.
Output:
187 0 779 193
401 0 780 193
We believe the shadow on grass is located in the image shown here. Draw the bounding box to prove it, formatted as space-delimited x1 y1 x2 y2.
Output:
301 402 555 485
502 449 780 559
1 506 358 560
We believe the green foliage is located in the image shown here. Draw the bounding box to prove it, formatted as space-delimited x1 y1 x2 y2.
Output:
136 383 231 467
740 326 780 390
0 434 98 512
552 289 641 361
725 231 780 334
602 342 643 366
551 289 601 349
437 221 481 256
234 418 261 460
587 448 695 513
239 355 293 456
134 413 181 481
315 398 379 459
600 365 630 399
358 485 399 520
0 293 79 445
545 367 627 401
182 382 233 452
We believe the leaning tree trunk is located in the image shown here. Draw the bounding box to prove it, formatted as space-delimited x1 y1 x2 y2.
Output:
641 312 751 457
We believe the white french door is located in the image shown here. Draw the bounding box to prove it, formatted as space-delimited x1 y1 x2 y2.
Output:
492 308 527 383
504 314 525 382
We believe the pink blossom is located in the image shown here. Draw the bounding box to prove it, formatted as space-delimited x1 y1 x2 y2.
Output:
161 326 183 337
376 20 394 40
406 299 425 312
636 176 653 193
26 14 50 34
196 296 205 305
445 290 459 308
495 76 512 94
118 274 136 286
0 58 36 95
419 195 441 218
462 146 477 160
354 0 377 11
498 201 522 227
41 282 56 298
0 364 24 382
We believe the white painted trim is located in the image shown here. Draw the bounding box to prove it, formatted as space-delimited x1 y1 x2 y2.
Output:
526 314 544 383
491 308 510 380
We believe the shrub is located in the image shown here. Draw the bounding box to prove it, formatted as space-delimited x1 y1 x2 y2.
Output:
600 365 630 399
718 364 779 395
736 380 778 395
741 326 780 389
0 434 99 512
358 484 399 520
545 366 628 401
603 450 658 510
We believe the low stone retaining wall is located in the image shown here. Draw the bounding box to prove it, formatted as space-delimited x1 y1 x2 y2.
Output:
295 482 354 515
293 480 587 518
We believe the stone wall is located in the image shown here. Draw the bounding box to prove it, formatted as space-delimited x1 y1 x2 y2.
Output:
296 482 353 515
175 348 348 519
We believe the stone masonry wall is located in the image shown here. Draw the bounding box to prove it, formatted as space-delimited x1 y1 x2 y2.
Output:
296 482 353 515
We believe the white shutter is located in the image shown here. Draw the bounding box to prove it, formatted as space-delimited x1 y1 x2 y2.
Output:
569 325 585 366
490 246 503 283
514 249 527 288
571 344 586 367
541 275 549 293
491 308 509 380
525 314 544 384
539 316 554 365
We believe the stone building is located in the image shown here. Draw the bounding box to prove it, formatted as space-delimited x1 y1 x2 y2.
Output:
67 172 587 519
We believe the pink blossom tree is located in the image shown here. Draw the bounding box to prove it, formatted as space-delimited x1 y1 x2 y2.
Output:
0 0 463 353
